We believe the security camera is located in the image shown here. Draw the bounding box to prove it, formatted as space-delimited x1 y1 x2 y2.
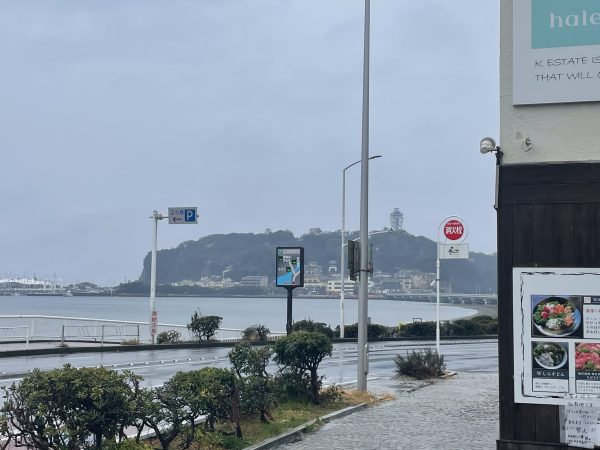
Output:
480 137 499 154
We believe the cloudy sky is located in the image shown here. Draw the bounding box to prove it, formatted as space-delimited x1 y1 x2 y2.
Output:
0 0 500 285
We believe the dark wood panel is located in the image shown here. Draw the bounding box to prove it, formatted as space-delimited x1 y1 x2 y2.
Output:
501 183 600 205
501 163 600 186
515 404 539 441
498 205 515 440
554 204 574 267
574 203 596 266
535 405 560 443
514 205 534 266
532 205 555 265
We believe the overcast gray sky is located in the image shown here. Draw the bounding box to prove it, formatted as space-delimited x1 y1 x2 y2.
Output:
0 0 499 285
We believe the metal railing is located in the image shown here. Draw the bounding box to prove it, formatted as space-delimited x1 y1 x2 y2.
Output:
0 315 285 346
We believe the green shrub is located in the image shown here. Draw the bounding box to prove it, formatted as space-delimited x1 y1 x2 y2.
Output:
342 323 390 339
239 375 274 422
156 330 181 344
398 321 436 337
292 319 334 338
393 348 446 379
242 324 270 341
0 365 142 449
320 384 343 403
272 370 313 402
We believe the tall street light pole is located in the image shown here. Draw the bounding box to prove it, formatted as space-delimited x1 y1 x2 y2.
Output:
357 0 370 392
150 210 165 344
340 155 381 339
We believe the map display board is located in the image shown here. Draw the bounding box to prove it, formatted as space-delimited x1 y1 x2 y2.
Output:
514 268 600 405
276 247 304 288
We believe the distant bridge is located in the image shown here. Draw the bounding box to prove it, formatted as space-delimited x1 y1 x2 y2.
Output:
382 292 497 305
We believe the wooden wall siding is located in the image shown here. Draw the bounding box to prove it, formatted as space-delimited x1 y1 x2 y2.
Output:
497 163 600 450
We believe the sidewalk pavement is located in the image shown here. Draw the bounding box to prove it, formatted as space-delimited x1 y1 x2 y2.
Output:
275 372 499 450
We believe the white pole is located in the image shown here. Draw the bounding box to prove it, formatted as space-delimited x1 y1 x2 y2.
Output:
150 211 159 344
436 247 441 354
340 170 346 339
357 0 370 392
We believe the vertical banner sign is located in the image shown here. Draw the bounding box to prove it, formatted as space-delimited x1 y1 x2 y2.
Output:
514 0 600 104
151 310 158 336
276 247 304 287
276 247 304 335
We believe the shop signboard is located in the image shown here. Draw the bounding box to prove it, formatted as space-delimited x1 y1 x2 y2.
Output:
514 0 600 104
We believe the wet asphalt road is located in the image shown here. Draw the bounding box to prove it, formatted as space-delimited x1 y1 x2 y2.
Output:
0 339 498 389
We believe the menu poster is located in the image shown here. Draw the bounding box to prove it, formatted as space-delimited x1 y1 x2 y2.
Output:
513 268 600 405
565 400 600 449
532 342 569 393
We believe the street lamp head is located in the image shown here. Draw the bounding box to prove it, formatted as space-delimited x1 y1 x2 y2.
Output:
369 155 382 160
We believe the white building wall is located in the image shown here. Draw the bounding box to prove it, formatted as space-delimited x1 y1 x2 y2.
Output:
500 0 600 165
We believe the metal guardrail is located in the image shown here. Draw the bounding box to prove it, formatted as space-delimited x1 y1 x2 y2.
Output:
0 315 285 345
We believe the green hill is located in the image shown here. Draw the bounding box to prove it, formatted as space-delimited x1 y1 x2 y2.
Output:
136 229 496 294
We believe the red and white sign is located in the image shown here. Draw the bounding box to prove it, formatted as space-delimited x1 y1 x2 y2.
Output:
150 310 158 335
443 219 464 241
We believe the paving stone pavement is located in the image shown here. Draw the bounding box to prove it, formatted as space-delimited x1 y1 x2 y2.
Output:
276 372 499 450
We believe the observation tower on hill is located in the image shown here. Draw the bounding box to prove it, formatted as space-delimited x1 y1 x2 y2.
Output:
390 208 404 231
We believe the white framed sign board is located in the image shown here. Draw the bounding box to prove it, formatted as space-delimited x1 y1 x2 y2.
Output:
514 0 600 105
513 268 600 406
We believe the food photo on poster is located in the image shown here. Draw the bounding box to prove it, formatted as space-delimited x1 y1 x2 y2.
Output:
575 342 600 395
531 342 569 393
531 295 582 338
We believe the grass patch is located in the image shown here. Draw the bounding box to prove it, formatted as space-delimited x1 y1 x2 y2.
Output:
223 389 390 448
144 388 388 449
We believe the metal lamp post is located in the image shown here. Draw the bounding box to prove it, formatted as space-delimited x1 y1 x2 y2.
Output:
149 210 165 344
340 155 381 339
357 0 370 392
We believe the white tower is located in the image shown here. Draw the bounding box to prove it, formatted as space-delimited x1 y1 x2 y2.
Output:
390 208 404 231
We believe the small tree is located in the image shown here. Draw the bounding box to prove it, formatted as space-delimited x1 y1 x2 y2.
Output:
143 367 240 450
228 343 272 378
273 331 333 403
187 310 223 341
228 343 274 422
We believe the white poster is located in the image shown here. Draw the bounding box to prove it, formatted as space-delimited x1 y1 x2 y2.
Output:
513 0 600 105
513 268 600 405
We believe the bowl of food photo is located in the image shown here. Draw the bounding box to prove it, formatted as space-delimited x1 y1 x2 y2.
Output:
533 342 568 369
532 296 581 337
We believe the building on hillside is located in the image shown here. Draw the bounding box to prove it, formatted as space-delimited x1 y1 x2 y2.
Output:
240 276 269 288
305 261 323 283
328 260 338 274
390 208 404 231
326 279 356 296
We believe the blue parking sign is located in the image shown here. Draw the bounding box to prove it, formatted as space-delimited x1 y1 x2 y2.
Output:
168 207 198 224
185 209 196 222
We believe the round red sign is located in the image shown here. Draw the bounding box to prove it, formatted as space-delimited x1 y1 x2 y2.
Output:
443 219 465 241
